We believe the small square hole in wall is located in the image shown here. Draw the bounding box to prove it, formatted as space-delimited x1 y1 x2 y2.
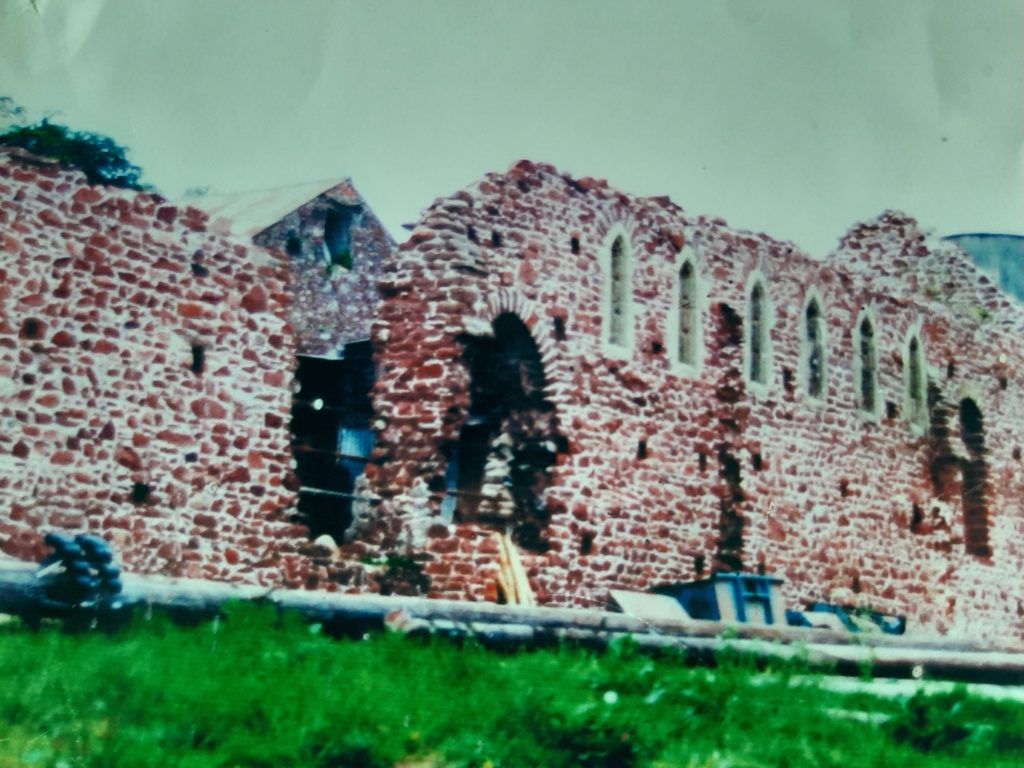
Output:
946 361 956 378
698 451 707 472
999 376 1008 390
838 479 850 497
1013 447 1021 460
570 236 580 254
579 531 595 555
191 260 209 277
751 453 764 472
693 554 706 577
650 341 664 355
885 401 898 420
490 231 502 247
130 481 151 504
553 317 566 341
19 318 44 340
467 225 478 243
636 440 648 460
190 344 205 375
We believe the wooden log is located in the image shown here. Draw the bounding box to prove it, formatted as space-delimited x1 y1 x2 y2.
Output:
0 559 1021 683
492 533 518 605
0 559 1006 650
504 534 535 607
0 559 1001 650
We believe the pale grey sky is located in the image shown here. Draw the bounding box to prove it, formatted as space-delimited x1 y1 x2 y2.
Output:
1 0 1021 255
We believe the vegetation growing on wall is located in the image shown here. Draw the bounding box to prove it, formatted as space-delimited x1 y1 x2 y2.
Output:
0 98 145 189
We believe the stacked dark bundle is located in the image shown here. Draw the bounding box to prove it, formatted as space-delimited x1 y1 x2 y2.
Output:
39 533 122 610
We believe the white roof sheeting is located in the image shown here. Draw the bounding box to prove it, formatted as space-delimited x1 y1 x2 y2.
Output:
186 178 356 238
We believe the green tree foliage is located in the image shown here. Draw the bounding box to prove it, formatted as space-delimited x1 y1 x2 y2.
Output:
0 115 145 190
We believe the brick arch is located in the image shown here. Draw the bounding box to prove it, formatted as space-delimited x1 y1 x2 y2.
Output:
593 209 645 249
443 308 568 551
476 289 568 410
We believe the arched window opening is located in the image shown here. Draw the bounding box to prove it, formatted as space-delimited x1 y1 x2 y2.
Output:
608 235 627 347
858 316 877 414
805 298 825 398
677 261 697 365
446 313 567 551
322 205 360 269
959 398 991 557
748 281 767 384
906 335 926 424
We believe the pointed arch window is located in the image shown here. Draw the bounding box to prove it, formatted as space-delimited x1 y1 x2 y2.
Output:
906 334 926 425
857 315 878 414
804 297 826 399
602 230 633 354
747 280 768 385
608 235 627 347
677 260 698 366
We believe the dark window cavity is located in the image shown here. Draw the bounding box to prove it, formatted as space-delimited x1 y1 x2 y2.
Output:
290 342 375 541
447 313 566 551
323 205 360 269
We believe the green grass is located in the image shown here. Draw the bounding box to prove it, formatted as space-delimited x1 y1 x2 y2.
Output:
0 604 1019 767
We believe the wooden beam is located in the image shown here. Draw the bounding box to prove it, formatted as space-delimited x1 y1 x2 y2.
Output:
0 559 1021 684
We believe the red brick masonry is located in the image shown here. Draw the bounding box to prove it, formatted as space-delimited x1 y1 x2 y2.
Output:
364 160 1023 642
2 153 1021 643
0 152 305 585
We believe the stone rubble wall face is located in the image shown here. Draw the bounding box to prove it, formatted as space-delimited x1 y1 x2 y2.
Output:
253 181 393 356
368 161 1024 642
0 155 311 586
3 152 1021 642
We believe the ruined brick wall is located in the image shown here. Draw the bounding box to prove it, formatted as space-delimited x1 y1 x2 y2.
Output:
0 151 316 585
252 181 393 357
365 160 1024 642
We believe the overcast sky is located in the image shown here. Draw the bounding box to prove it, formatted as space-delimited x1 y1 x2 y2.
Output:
1 0 1021 256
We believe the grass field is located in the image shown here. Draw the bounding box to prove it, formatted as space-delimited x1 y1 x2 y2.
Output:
0 604 1019 767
